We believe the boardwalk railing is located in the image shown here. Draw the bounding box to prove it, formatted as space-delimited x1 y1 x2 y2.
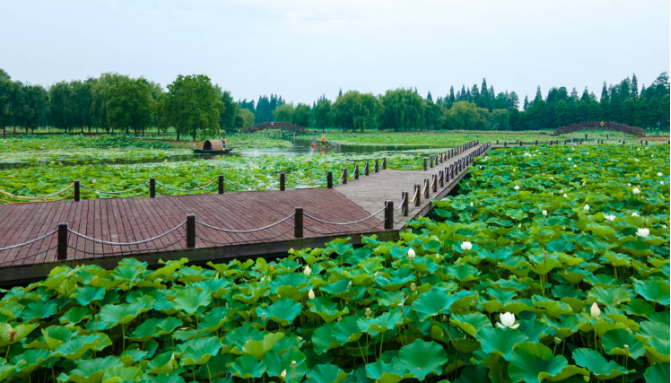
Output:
0 141 489 267
494 138 669 147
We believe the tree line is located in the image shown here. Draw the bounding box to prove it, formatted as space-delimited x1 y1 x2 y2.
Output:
1 68 668 137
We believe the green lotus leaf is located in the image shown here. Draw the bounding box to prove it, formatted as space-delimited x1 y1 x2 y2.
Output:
365 359 412 383
20 301 58 322
602 329 646 359
256 298 302 326
173 288 212 314
231 355 266 379
242 333 284 360
147 352 176 375
572 348 630 380
357 309 404 333
61 357 124 383
377 290 405 307
644 363 670 383
529 257 562 276
393 339 447 381
99 302 147 328
312 323 339 355
119 349 147 365
198 307 229 332
321 279 352 296
59 306 92 324
447 313 489 337
101 365 142 383
53 333 112 360
446 264 480 283
196 278 233 298
222 325 264 354
508 342 588 383
413 287 475 321
146 373 186 383
332 316 364 345
476 327 529 361
308 297 349 323
588 286 633 306
307 363 350 383
0 323 38 348
75 286 106 306
270 274 307 299
34 325 75 351
10 348 50 375
633 279 670 305
182 336 222 366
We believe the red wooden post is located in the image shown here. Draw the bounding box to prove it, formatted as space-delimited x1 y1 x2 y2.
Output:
294 207 303 238
384 201 393 230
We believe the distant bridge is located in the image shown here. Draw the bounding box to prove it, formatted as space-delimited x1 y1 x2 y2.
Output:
554 121 646 137
242 122 307 134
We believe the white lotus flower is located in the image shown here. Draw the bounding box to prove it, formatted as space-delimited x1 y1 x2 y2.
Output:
568 157 572 161
657 172 663 177
573 165 577 168
604 214 616 222
590 303 601 318
563 193 568 198
407 248 416 261
461 241 472 251
496 312 519 329
637 228 650 238
632 187 640 194
584 204 590 211
303 265 311 277
631 212 639 217
470 202 474 207
514 185 520 190
542 210 547 216
308 289 315 300
281 370 287 378
661 181 664 185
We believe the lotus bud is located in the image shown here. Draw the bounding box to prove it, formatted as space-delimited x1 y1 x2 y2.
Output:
568 157 572 161
303 265 311 277
269 265 275 271
514 185 520 190
407 248 416 261
636 228 650 238
261 313 266 321
661 181 665 185
632 187 640 194
563 193 568 198
461 241 472 251
584 204 590 211
308 289 315 300
657 172 663 177
574 164 577 168
410 283 416 292
496 312 519 329
92 179 96 183
281 370 287 378
542 210 547 216
624 344 630 354
347 281 352 290
435 254 440 260
290 360 297 368
590 303 601 318
365 307 372 318
631 212 639 217
470 202 474 207
554 337 561 345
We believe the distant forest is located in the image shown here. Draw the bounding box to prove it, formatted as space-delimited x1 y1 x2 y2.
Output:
0 68 668 138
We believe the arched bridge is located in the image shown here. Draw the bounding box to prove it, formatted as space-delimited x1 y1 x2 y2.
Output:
242 122 307 134
554 121 646 137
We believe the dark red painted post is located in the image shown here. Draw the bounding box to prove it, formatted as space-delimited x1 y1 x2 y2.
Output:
280 173 286 191
218 175 224 194
327 172 333 188
74 181 80 202
294 207 303 238
402 191 409 217
186 214 195 248
354 165 359 180
384 201 393 230
57 223 68 261
342 168 347 185
150 178 156 198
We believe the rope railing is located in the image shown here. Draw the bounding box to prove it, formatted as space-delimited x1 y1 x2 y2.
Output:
67 221 187 246
304 204 387 226
80 182 149 195
0 230 58 251
195 213 295 233
0 184 73 200
156 179 216 193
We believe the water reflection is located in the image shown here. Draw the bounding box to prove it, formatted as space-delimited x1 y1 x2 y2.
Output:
233 138 436 157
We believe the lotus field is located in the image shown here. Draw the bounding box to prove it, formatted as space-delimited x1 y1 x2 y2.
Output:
0 144 669 383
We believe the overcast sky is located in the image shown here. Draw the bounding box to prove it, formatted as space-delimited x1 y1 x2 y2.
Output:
1 0 669 104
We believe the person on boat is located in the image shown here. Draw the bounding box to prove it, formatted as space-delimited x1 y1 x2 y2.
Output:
321 135 326 145
222 137 226 148
312 134 317 147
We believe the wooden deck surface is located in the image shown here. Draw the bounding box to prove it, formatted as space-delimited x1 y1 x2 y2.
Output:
0 143 487 284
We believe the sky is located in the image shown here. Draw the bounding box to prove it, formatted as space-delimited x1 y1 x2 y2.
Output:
1 0 669 105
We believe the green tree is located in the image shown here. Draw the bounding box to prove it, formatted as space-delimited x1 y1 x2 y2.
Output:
107 78 153 135
444 101 488 130
333 91 380 132
164 74 223 140
273 104 295 123
234 108 255 129
292 103 311 126
379 88 425 131
91 73 130 132
217 89 236 131
313 98 333 129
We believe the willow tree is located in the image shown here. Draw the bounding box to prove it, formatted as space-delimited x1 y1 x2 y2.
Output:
164 75 223 140
107 78 152 135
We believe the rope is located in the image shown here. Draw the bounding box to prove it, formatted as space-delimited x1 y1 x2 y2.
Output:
394 194 407 211
0 230 58 251
421 182 428 195
68 234 185 258
196 227 294 246
0 246 57 266
156 180 215 193
67 221 186 246
0 192 74 204
0 184 73 200
303 220 384 235
408 188 418 204
429 176 436 188
304 205 386 226
80 182 148 195
196 213 295 233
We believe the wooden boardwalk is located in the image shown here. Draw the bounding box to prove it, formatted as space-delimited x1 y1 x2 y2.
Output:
0 142 488 285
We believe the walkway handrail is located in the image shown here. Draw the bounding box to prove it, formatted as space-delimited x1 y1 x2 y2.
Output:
67 221 187 246
195 213 295 233
0 184 73 200
0 230 58 251
80 182 149 194
304 204 387 226
156 179 216 193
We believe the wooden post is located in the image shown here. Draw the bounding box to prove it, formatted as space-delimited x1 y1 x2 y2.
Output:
402 191 409 217
382 158 387 170
424 179 430 198
327 172 333 188
430 157 434 168
150 178 156 198
57 223 68 261
342 168 347 185
354 165 359 180
374 159 379 173
280 173 286 191
364 162 369 176
384 201 393 230
439 171 444 187
423 158 427 171
415 184 421 206
186 214 195 248
74 181 80 202
218 175 224 194
432 174 438 192
294 207 303 238
504 141 507 147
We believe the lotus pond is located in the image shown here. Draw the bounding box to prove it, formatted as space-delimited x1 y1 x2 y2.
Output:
0 144 668 383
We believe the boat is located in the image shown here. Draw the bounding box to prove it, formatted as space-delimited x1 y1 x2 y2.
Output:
193 140 232 154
